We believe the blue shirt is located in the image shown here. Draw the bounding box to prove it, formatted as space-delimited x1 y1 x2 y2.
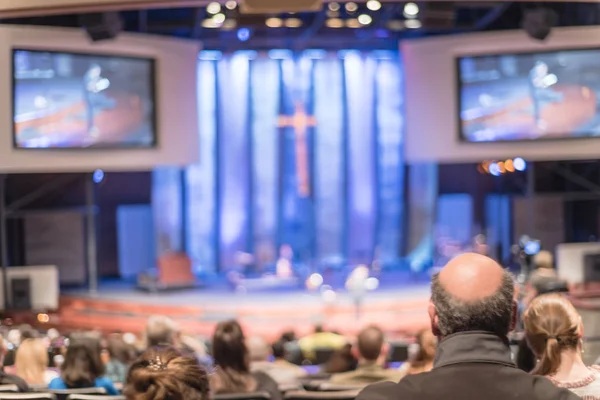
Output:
48 376 119 395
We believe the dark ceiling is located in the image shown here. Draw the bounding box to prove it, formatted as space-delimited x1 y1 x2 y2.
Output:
1 1 599 50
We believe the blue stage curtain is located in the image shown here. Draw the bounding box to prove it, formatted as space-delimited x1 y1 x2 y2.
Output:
152 167 183 257
179 50 405 273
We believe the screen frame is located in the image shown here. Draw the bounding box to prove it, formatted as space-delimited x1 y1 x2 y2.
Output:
455 46 600 144
11 48 158 150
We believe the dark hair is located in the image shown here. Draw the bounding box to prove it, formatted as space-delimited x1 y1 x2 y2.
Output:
61 335 106 388
357 326 384 361
107 335 138 365
125 347 209 400
271 340 286 359
431 270 514 337
212 320 248 373
324 344 357 374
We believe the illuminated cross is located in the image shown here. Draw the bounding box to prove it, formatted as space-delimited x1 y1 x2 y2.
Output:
277 103 317 197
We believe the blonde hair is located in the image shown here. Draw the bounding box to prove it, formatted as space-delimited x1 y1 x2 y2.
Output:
523 293 581 376
15 338 48 385
533 250 554 270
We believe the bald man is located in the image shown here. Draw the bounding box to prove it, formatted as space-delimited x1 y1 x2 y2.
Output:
357 253 579 400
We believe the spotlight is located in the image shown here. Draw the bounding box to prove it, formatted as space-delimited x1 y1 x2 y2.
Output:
358 14 372 25
404 19 422 29
225 0 237 10
497 161 506 174
387 20 405 31
237 27 251 41
206 1 222 15
265 17 283 28
505 159 515 173
345 2 358 13
489 163 501 177
93 169 104 184
212 13 226 25
309 273 324 287
222 19 237 29
513 157 527 172
366 0 382 11
404 2 419 18
284 18 303 28
326 18 344 28
345 19 361 28
202 18 220 28
365 277 379 291
328 2 341 12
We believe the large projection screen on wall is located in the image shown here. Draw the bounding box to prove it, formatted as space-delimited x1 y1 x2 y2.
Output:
458 48 600 143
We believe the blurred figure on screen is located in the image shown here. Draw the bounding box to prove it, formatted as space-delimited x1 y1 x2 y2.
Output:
83 63 111 137
528 61 562 130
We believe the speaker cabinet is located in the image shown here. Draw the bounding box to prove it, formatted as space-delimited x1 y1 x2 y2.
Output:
11 278 31 311
79 12 123 42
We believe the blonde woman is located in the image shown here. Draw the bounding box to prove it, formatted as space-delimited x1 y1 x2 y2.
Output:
523 293 600 398
15 338 58 385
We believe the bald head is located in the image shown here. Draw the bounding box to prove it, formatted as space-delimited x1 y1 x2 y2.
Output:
357 325 385 361
430 253 515 338
440 253 505 302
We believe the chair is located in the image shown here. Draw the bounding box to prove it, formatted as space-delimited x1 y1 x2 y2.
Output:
317 383 365 392
285 390 360 400
67 396 125 400
0 394 56 400
0 386 19 393
213 392 271 400
49 388 107 400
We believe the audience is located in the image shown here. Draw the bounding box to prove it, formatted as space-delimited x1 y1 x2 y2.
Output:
298 324 348 362
403 328 436 375
125 346 209 400
523 293 600 397
271 340 307 379
14 338 58 385
248 336 303 386
330 325 404 385
0 335 29 392
210 320 282 400
105 334 137 383
323 343 357 374
145 316 180 348
48 335 119 395
356 253 580 400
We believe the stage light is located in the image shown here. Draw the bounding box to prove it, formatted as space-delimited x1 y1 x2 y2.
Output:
505 159 515 172
497 161 506 174
212 13 226 25
322 289 337 303
404 19 422 29
225 0 237 10
328 2 341 12
326 10 339 18
237 27 251 41
366 0 382 11
37 313 50 324
265 17 283 28
284 18 303 28
358 14 372 25
489 163 501 177
326 18 344 28
403 2 419 18
207 1 222 15
514 157 527 172
309 273 324 288
365 277 379 291
387 20 405 31
202 18 220 28
93 169 104 183
222 19 237 29
345 2 358 13
345 19 361 28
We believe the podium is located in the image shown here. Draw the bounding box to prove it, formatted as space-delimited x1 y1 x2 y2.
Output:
137 253 196 292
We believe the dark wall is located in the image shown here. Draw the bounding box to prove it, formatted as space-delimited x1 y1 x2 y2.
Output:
4 171 151 279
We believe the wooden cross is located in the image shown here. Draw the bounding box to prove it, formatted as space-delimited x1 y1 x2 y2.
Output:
277 103 317 197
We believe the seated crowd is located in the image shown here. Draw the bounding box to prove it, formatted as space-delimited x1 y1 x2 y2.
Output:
0 252 597 399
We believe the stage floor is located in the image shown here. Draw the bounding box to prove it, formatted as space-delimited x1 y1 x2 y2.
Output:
59 277 431 340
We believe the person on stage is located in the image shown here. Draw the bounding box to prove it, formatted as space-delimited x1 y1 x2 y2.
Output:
528 61 561 130
83 63 111 137
346 265 370 320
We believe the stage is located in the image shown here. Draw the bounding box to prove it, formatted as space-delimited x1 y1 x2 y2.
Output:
57 275 431 341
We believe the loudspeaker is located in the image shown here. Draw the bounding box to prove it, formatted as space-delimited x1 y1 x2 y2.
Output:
240 0 322 14
79 12 123 42
584 253 600 283
11 278 31 311
522 8 558 41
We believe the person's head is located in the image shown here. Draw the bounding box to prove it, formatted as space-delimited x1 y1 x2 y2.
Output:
246 336 270 363
534 61 548 76
125 347 209 400
61 334 105 388
429 253 516 338
107 334 138 365
212 320 248 373
533 251 554 270
356 325 385 362
146 316 179 348
324 344 357 374
15 338 48 385
523 293 582 376
314 324 324 334
271 340 286 360
413 329 437 363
